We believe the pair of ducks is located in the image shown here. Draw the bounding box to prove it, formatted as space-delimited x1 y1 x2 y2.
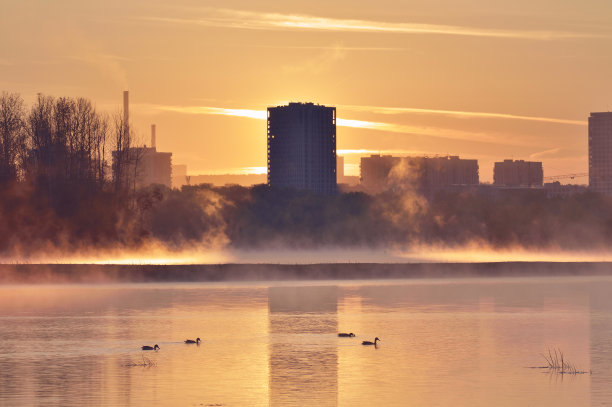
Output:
338 333 381 346
141 337 200 351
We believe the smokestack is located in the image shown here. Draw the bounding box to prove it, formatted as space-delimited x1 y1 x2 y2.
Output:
123 90 129 134
151 124 156 149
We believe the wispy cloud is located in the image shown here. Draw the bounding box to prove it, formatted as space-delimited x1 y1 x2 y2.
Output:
138 9 601 40
338 149 438 156
529 147 562 159
337 118 509 144
250 45 409 51
282 45 346 74
340 104 587 126
139 103 527 146
147 105 267 120
64 52 129 88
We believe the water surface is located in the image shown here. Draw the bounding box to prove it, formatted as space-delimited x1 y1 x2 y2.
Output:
1 276 611 406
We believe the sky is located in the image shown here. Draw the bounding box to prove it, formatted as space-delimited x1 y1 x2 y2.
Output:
1 0 611 182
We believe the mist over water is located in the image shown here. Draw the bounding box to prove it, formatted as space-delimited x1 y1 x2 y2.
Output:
3 182 612 264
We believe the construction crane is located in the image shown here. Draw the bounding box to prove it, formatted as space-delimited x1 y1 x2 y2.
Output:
543 172 588 182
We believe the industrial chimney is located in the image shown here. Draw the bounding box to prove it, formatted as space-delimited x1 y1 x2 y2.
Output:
151 124 156 149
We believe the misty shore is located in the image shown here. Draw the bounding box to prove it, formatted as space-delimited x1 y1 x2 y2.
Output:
1 262 612 284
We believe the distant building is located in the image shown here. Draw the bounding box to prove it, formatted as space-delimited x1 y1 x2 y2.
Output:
589 112 612 195
360 155 401 191
267 102 337 195
544 181 587 198
493 160 543 187
360 155 478 193
337 155 344 179
112 146 172 189
336 155 360 186
172 164 188 188
113 94 172 189
189 174 266 186
419 156 479 187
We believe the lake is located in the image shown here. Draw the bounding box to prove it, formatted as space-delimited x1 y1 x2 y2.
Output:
1 275 611 406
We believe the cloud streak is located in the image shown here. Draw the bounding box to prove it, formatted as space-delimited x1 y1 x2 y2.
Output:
149 105 267 120
140 103 527 146
338 149 439 156
139 9 601 41
529 147 562 159
282 45 346 74
340 104 587 126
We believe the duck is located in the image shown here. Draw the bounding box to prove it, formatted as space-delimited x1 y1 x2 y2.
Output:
141 344 160 351
185 337 201 344
338 333 355 337
362 337 380 346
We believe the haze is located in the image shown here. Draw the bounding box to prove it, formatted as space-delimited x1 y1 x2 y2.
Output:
2 0 611 180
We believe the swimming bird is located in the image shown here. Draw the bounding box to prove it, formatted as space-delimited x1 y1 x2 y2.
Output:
185 337 201 344
141 344 160 351
362 337 380 346
338 333 355 337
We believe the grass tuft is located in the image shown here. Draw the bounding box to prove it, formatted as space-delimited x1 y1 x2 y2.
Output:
540 348 589 375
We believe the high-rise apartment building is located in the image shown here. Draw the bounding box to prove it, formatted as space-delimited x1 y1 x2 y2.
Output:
493 160 543 187
267 103 337 194
589 112 612 195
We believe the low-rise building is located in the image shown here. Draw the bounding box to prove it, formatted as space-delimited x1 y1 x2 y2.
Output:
494 159 543 187
360 154 479 193
544 181 587 198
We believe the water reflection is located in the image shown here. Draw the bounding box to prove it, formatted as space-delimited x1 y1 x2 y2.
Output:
0 277 610 406
269 286 338 406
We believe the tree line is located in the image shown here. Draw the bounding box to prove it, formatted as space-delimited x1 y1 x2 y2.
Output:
0 92 141 202
0 91 146 254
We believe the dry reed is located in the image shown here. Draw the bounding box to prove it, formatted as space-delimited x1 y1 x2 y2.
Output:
540 348 589 375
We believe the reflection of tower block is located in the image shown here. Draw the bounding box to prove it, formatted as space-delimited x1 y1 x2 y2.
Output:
268 286 339 405
269 285 338 334
269 286 338 313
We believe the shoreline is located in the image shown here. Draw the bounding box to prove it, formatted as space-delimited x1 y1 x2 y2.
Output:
1 262 612 284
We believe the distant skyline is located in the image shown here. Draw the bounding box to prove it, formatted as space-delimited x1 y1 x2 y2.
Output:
2 0 611 181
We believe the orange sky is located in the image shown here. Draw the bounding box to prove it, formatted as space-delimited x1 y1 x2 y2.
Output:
1 0 611 181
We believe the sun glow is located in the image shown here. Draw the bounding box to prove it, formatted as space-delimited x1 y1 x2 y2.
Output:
7 247 612 266
395 247 612 263
196 166 267 175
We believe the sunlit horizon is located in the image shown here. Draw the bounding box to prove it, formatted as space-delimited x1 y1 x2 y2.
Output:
2 0 610 182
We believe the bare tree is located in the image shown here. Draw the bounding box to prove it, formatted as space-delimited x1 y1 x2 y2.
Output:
111 111 143 197
0 92 26 183
22 93 114 210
